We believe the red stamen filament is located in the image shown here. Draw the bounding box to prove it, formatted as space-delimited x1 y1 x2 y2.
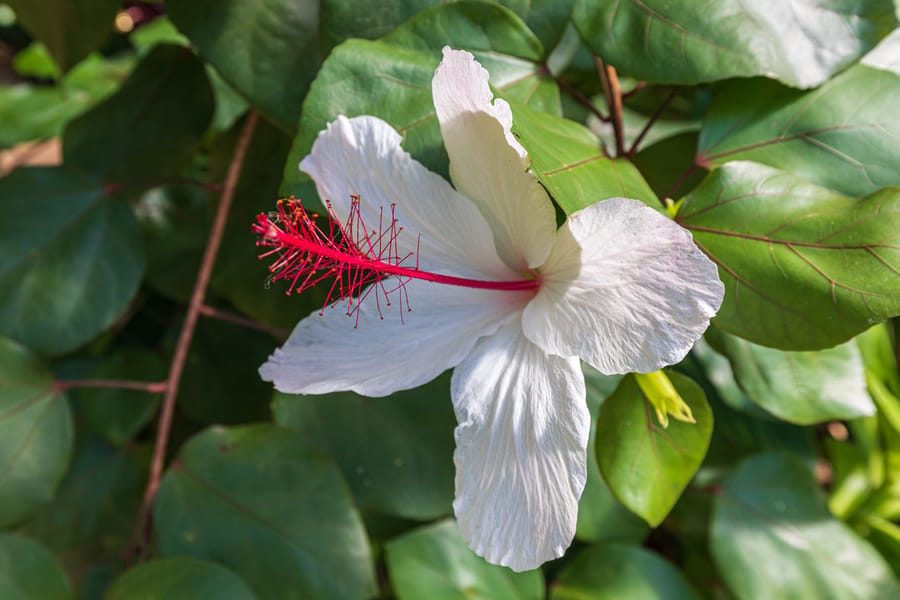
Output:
253 196 538 323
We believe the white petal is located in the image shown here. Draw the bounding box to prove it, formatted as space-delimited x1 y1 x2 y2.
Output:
451 318 589 572
433 47 556 272
300 114 515 281
523 198 725 374
260 279 531 397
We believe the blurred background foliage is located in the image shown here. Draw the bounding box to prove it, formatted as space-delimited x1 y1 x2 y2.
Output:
1 1 900 598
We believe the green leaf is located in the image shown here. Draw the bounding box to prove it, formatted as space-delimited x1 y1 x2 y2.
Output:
498 0 575 51
63 44 213 182
167 0 320 132
550 543 700 600
318 0 438 51
5 0 120 72
573 0 896 88
0 338 73 528
174 319 275 425
677 161 900 350
0 534 72 600
72 349 164 445
713 330 874 424
510 100 661 214
22 435 146 575
385 519 544 600
595 372 712 526
106 557 257 600
273 374 455 520
711 453 900 600
632 132 707 201
154 424 376 600
283 1 556 197
0 167 144 355
697 65 900 197
576 369 649 543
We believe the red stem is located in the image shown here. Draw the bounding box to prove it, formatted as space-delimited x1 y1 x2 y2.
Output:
627 86 681 158
198 304 289 340
130 111 260 558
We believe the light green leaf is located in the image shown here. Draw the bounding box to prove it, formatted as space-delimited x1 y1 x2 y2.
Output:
0 338 73 528
714 331 874 424
577 369 649 543
273 374 455 520
0 534 72 600
677 161 900 350
510 100 660 214
574 0 896 88
711 453 900 600
106 558 257 600
283 1 556 197
385 519 544 600
596 372 712 526
550 543 700 600
0 167 144 355
698 65 900 197
167 0 320 132
63 44 214 182
154 424 376 600
5 0 120 72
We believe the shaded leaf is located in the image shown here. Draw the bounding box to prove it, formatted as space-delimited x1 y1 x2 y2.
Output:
273 374 455 520
677 161 900 350
0 167 144 355
714 330 874 424
63 44 214 182
0 338 73 528
574 0 896 88
6 0 120 72
550 543 700 600
596 372 712 526
385 519 543 600
0 534 72 600
711 453 900 600
167 0 320 132
106 557 257 600
697 65 900 197
632 131 706 200
155 424 376 600
283 1 556 197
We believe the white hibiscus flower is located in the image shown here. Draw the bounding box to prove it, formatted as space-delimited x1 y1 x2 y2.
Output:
257 47 724 571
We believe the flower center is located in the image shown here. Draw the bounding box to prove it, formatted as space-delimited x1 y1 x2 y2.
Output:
253 197 539 323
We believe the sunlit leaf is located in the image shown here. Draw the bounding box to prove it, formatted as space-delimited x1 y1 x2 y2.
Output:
712 330 874 424
283 1 556 197
510 100 660 214
678 161 900 350
574 0 896 88
0 338 73 528
385 520 543 600
698 65 900 197
711 453 900 599
596 372 712 526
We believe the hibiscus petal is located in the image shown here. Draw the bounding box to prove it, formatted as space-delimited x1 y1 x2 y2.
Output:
260 279 531 397
299 114 514 281
432 47 556 272
522 198 725 374
451 318 589 572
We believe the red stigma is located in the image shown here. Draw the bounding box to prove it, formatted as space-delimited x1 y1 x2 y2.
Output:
253 196 539 325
